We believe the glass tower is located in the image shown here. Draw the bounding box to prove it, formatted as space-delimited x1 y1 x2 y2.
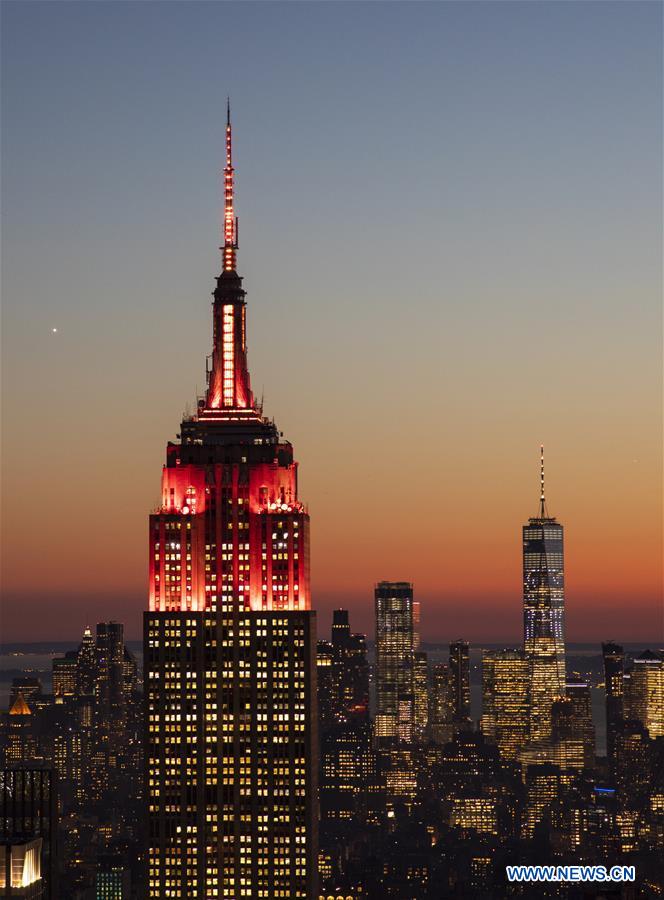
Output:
374 582 416 743
523 448 565 743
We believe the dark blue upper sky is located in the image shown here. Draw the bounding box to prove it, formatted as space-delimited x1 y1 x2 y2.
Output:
2 2 662 640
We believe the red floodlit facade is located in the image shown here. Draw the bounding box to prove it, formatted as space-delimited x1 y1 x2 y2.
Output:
145 106 317 900
147 105 310 619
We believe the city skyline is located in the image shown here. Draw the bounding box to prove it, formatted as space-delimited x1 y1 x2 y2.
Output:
1 5 662 894
2 2 662 643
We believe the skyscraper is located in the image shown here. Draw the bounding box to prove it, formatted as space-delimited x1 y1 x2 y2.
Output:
550 696 586 770
374 582 416 743
52 654 77 698
523 447 566 742
624 650 663 739
413 651 429 741
329 610 370 721
77 626 97 697
564 678 595 767
317 611 373 823
522 763 563 840
95 623 125 718
481 649 529 760
449 640 471 730
429 664 454 746
4 695 37 766
144 106 318 899
602 642 625 764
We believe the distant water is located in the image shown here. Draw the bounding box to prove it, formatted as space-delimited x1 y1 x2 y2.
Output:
1 641 657 757
0 642 143 706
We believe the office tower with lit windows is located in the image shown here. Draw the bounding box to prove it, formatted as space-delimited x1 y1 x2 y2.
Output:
549 696 586 770
449 640 471 730
52 654 77 698
316 642 335 733
602 642 625 764
481 649 529 760
614 720 652 801
144 105 317 899
429 664 454 745
522 763 563 839
523 448 566 742
77 626 97 697
564 678 595 767
4 696 38 767
624 650 663 739
413 651 429 741
374 582 416 742
95 855 131 899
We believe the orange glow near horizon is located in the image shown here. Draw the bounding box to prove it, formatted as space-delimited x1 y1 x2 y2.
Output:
2 418 661 642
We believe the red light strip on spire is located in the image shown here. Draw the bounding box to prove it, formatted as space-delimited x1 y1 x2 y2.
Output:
222 98 237 272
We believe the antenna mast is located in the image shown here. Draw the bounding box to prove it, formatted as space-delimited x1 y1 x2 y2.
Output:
222 98 238 272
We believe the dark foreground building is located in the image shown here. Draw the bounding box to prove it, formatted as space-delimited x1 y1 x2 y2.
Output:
144 106 318 899
0 768 57 899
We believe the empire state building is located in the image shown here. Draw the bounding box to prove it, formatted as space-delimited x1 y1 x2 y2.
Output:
144 105 318 899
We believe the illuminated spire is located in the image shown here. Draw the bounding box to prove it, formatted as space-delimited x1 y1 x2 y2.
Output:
222 98 238 273
204 102 254 412
539 444 548 518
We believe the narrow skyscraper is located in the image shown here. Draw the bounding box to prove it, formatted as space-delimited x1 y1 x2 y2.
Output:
602 641 624 764
523 447 566 742
374 582 416 742
449 639 471 730
145 106 318 899
429 664 454 745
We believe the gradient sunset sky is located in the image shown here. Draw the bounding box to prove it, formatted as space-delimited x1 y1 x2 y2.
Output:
1 2 662 643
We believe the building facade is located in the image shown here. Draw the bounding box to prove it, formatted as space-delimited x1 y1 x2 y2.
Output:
449 640 471 730
481 649 529 760
429 664 454 746
374 582 416 743
0 769 57 900
602 642 625 765
625 650 663 739
144 107 318 899
317 611 373 824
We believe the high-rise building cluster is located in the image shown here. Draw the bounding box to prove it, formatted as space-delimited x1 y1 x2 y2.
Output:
0 622 141 898
315 456 663 897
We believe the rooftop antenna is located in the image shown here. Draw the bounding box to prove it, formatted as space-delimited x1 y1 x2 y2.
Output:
221 97 238 272
539 444 548 518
